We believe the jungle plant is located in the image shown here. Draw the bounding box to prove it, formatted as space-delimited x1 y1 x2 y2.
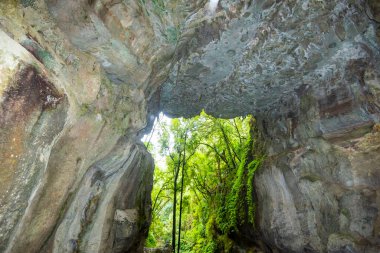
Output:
145 112 263 252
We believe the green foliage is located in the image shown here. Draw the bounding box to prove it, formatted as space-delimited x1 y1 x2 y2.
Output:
145 112 264 252
146 229 157 247
165 26 180 44
247 159 261 224
152 0 167 15
138 0 169 18
215 133 263 236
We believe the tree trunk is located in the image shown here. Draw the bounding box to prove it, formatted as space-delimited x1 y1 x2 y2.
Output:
172 155 181 253
177 134 187 253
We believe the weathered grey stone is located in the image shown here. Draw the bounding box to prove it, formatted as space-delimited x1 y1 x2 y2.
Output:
0 0 379 252
0 1 155 252
52 142 153 253
159 0 380 252
161 0 380 119
144 247 171 253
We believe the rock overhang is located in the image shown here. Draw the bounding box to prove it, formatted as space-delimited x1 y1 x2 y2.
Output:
159 0 380 119
0 0 379 252
41 0 380 121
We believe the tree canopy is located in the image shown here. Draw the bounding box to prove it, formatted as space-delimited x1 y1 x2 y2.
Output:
144 111 263 252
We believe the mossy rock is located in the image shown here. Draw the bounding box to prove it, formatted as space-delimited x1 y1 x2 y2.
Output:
340 208 350 219
20 0 35 7
300 174 321 182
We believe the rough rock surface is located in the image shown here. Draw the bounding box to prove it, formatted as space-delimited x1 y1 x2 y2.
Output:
0 0 159 252
160 0 380 252
0 0 379 253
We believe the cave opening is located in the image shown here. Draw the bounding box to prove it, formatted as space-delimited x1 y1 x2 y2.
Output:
141 112 264 253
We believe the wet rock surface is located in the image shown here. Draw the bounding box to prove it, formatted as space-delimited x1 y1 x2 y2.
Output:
0 0 379 252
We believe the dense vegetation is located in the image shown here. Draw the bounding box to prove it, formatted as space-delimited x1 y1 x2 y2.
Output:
144 112 263 252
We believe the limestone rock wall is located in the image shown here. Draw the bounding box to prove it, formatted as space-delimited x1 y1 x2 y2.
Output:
0 0 164 252
254 82 380 252
160 0 380 252
0 0 379 253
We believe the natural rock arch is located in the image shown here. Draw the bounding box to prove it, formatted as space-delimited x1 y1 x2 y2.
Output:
0 0 379 252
